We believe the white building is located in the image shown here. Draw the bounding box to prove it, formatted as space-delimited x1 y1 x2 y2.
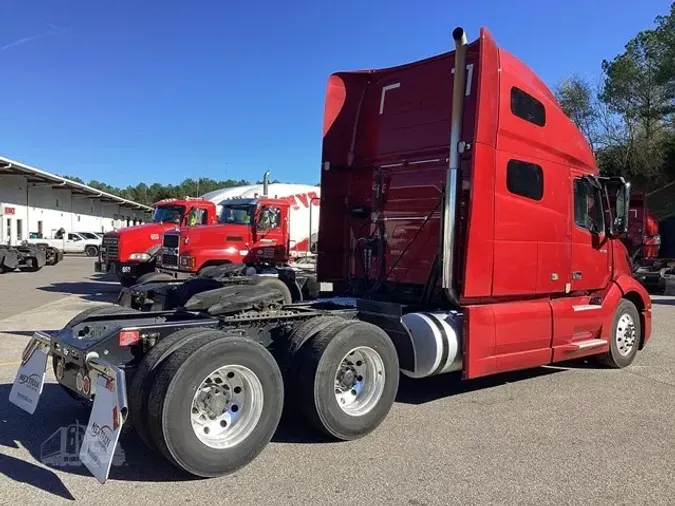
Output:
0 155 152 246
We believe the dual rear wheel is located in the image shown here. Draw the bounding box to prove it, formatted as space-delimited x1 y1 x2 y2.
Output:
128 318 399 478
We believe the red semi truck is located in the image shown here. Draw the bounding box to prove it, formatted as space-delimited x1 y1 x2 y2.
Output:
9 26 652 484
116 179 321 310
96 196 218 286
628 192 675 292
156 182 320 280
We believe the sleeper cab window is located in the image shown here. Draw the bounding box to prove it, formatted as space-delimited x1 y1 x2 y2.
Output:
511 86 546 127
574 178 604 234
506 160 544 201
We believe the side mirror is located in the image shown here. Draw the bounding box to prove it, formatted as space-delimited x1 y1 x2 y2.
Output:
613 181 631 235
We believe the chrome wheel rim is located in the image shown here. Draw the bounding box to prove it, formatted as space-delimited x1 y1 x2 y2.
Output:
190 364 264 449
616 313 637 356
333 346 385 417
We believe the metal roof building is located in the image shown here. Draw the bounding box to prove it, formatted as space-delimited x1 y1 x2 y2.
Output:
0 155 151 246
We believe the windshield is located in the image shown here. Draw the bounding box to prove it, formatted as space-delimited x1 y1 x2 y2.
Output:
77 232 98 239
219 204 255 226
152 205 184 224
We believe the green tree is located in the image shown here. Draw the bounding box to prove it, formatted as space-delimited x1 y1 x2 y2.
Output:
556 2 675 192
554 75 601 154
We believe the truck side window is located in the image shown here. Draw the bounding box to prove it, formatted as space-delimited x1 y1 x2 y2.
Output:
574 179 604 234
257 207 281 230
511 87 546 127
187 208 208 226
506 160 543 200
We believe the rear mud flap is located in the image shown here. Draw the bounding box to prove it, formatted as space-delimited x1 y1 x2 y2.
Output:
9 333 51 414
79 364 128 484
9 332 128 484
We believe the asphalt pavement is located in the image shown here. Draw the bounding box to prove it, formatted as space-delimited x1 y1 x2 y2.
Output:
0 256 674 505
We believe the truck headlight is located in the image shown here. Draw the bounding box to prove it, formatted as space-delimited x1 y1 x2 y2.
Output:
129 252 151 261
180 256 196 269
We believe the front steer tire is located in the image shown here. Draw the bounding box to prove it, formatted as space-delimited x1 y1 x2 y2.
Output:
146 332 284 478
596 298 641 369
294 320 400 441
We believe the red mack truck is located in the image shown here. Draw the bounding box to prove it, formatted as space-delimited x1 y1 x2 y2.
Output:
9 26 652 484
96 196 219 286
628 192 675 292
116 177 321 310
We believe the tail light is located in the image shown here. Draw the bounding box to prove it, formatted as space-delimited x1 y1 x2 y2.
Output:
119 329 141 346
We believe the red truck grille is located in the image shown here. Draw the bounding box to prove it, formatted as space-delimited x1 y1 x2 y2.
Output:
161 252 178 267
102 236 119 260
161 233 179 268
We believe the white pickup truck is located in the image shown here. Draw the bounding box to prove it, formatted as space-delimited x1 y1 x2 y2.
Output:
26 232 101 256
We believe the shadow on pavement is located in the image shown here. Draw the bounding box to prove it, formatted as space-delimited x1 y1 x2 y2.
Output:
0 383 195 493
394 366 568 405
651 297 675 306
37 281 120 303
0 453 75 501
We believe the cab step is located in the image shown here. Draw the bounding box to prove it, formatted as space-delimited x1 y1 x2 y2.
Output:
560 339 608 352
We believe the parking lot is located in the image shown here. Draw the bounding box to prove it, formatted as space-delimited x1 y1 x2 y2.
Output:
0 256 674 505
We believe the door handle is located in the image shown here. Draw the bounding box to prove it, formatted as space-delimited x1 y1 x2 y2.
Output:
572 271 582 280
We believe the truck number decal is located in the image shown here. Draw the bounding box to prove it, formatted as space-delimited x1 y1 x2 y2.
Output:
150 234 160 240
379 64 474 115
450 63 474 97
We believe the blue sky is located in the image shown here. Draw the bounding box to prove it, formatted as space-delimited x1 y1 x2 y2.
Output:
0 0 670 188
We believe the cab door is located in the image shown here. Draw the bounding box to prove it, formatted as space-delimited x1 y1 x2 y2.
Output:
253 204 287 262
569 173 611 292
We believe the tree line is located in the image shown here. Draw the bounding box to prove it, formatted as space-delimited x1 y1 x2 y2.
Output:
554 2 675 192
59 175 293 207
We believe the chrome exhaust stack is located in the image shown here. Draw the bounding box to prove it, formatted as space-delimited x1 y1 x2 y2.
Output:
262 170 270 196
441 27 468 303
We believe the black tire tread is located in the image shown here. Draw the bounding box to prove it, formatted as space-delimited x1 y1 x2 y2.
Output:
146 332 283 477
146 331 239 464
128 326 217 449
295 320 400 441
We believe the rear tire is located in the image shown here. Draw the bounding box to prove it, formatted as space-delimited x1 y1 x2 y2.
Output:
294 320 399 441
19 257 41 272
146 332 284 477
128 326 218 449
596 299 641 368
